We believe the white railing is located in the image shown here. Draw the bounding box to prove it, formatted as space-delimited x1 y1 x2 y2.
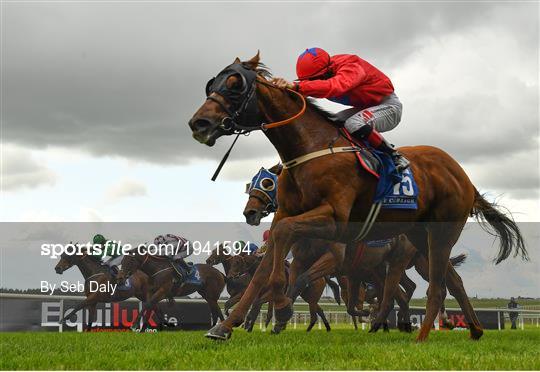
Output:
2 293 539 331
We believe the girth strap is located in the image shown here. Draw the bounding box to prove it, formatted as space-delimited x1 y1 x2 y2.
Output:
282 146 362 169
354 202 382 242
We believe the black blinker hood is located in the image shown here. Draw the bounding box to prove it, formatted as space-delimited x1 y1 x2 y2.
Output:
205 63 261 130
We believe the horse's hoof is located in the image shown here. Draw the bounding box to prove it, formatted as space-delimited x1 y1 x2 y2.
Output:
397 322 412 333
274 303 293 323
469 324 484 340
442 321 455 330
205 323 232 341
271 322 287 334
369 322 381 333
383 323 389 332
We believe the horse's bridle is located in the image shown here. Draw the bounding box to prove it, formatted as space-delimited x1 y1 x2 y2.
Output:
246 167 278 216
205 63 306 134
249 190 276 218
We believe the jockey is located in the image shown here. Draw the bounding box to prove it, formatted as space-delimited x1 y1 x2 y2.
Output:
154 234 196 283
92 234 122 269
271 47 409 171
255 230 271 256
245 242 259 255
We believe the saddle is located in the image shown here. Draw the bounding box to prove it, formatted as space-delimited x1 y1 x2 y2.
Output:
340 128 418 209
171 261 202 286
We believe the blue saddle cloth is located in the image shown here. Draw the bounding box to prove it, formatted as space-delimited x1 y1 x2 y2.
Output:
117 277 132 290
173 262 202 286
104 264 133 290
369 149 419 210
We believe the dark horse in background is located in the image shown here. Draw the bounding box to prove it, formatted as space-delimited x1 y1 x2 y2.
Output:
54 249 151 331
227 253 332 332
188 52 527 341
206 244 251 316
118 249 226 331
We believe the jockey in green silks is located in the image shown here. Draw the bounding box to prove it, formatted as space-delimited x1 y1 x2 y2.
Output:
92 234 123 268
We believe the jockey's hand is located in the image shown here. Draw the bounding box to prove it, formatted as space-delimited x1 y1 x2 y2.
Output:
271 77 295 90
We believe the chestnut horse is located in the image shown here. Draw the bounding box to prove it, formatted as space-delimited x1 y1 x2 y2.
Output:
117 250 226 330
206 245 251 316
188 53 527 341
54 250 151 331
227 253 331 332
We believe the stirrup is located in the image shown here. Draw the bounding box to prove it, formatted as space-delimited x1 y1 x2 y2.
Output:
393 153 410 172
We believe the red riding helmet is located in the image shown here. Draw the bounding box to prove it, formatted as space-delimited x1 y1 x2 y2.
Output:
296 47 331 81
263 230 270 242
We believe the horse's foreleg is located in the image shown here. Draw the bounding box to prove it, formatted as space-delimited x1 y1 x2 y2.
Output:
346 277 365 317
395 288 412 332
306 302 318 332
205 297 224 326
290 251 338 302
59 295 98 325
224 291 243 316
86 303 97 332
270 204 338 325
136 287 168 332
400 271 417 302
286 257 303 301
265 301 274 328
206 247 274 339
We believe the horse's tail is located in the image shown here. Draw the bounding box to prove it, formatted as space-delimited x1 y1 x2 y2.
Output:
472 189 528 264
449 253 467 268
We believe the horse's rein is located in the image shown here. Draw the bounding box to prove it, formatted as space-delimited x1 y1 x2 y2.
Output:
257 79 307 130
249 191 274 216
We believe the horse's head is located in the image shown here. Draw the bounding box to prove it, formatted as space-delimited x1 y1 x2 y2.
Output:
118 248 144 280
206 244 227 265
54 243 84 274
227 254 259 282
226 255 246 281
188 53 265 146
243 166 280 225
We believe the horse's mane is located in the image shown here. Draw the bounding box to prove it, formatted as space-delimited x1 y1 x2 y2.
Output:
268 163 283 175
250 61 342 125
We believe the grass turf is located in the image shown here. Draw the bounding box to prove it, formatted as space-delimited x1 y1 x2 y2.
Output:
1 326 539 370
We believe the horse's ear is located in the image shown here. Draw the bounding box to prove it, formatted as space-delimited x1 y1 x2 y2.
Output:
233 57 241 64
243 50 260 70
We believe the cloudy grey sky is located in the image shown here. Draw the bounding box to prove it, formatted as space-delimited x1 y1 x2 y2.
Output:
0 2 539 296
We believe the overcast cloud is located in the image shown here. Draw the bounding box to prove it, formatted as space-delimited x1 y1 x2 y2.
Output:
2 2 538 202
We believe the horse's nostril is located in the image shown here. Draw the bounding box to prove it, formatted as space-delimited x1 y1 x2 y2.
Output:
244 209 257 217
190 118 212 131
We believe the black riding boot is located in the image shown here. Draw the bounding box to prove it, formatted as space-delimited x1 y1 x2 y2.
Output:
351 125 410 172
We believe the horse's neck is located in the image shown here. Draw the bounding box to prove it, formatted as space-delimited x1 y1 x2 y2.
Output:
144 257 169 275
260 95 343 162
220 257 231 274
76 259 102 279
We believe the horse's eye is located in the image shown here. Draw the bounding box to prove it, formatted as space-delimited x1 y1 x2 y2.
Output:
227 74 244 91
260 178 275 192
